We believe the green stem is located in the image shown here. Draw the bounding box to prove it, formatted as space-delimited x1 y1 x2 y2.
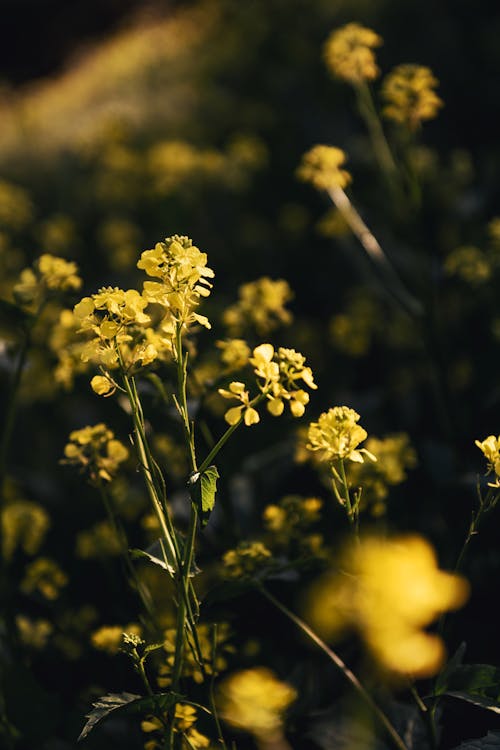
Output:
355 80 399 184
209 624 229 750
258 585 408 750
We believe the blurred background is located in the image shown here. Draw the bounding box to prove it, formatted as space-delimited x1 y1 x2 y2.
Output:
2 0 500 747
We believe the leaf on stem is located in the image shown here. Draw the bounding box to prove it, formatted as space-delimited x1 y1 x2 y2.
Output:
188 465 219 527
78 691 181 740
434 662 500 713
132 538 199 577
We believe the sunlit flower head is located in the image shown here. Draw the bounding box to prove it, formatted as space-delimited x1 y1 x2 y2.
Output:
217 667 297 740
62 423 129 483
475 435 500 487
306 535 469 678
307 406 376 464
324 23 382 84
297 145 351 192
382 64 443 130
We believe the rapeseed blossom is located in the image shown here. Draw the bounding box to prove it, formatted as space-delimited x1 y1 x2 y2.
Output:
307 406 376 464
13 254 81 310
222 277 293 336
217 667 297 740
142 704 210 750
382 64 443 130
157 622 233 687
1 500 50 560
21 557 68 600
306 535 469 678
91 623 142 654
222 541 272 578
475 435 500 487
324 23 382 84
62 423 129 483
297 145 351 192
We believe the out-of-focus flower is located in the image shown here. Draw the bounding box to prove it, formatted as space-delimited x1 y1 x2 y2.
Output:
142 704 210 749
222 277 293 336
324 23 382 84
216 338 251 372
222 541 272 578
76 520 124 559
444 246 491 285
0 179 33 230
16 615 53 649
62 423 129 483
297 145 351 192
306 535 469 678
217 667 297 740
21 557 68 600
382 64 443 130
157 622 234 687
307 406 376 464
13 254 81 310
1 500 50 560
263 495 325 556
475 435 500 487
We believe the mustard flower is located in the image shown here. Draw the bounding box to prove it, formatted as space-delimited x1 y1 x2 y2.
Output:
218 381 260 425
157 622 233 687
13 254 82 309
444 246 491 285
222 541 273 578
142 704 210 749
307 406 376 464
297 145 352 192
76 520 124 559
16 615 53 649
250 344 317 418
1 500 50 561
138 234 214 331
475 435 500 487
222 277 293 336
91 623 142 654
305 535 469 678
21 557 68 600
324 23 382 84
382 64 443 130
62 423 129 483
216 338 251 371
217 667 297 740
0 179 33 230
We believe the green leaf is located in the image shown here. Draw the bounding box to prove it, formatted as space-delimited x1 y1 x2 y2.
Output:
78 692 179 741
434 663 500 713
188 465 219 527
131 538 199 577
451 732 500 750
434 642 467 694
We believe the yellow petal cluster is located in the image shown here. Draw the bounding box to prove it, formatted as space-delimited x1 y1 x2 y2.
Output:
475 435 500 487
216 338 251 371
91 623 142 654
62 423 129 483
16 615 53 649
222 541 272 578
218 381 260 426
307 406 376 463
217 667 297 740
142 704 210 750
1 500 50 561
382 64 443 130
21 557 68 600
324 23 382 84
306 535 469 678
444 245 491 285
13 254 81 309
76 520 124 559
138 234 214 331
297 145 351 191
157 622 233 687
222 277 293 336
263 495 324 556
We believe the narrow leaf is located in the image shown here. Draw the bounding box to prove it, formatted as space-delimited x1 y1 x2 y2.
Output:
132 538 199 577
435 663 500 713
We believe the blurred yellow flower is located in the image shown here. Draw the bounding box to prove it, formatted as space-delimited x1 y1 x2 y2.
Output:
222 541 272 578
324 23 382 84
1 500 50 560
91 623 142 654
13 254 81 310
382 64 443 130
444 245 491 285
306 535 469 678
297 145 351 191
217 667 296 740
21 557 68 600
16 615 53 649
222 277 293 336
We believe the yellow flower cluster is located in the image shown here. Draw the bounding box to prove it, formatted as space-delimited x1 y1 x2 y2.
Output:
138 234 214 332
21 557 68 600
142 704 210 750
222 541 272 578
217 667 297 740
263 495 324 556
62 423 129 483
382 64 443 130
222 277 293 336
216 338 251 372
307 406 376 464
297 145 351 192
218 343 317 425
16 614 53 649
346 433 417 515
13 254 82 310
90 623 142 655
475 435 500 487
324 23 382 84
1 500 50 560
444 245 491 285
76 520 124 559
157 622 233 687
0 179 33 230
49 308 91 389
306 535 469 678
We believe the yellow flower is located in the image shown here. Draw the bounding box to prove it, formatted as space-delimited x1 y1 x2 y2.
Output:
475 435 500 487
307 406 376 463
1 500 50 561
249 344 317 418
306 535 469 678
216 338 251 371
217 667 297 740
76 520 124 559
157 623 233 687
324 23 382 84
91 623 142 654
142 704 210 749
297 145 351 191
222 277 293 336
21 557 68 600
222 541 272 578
218 381 260 426
16 615 53 649
62 423 129 482
13 254 82 309
444 246 491 285
382 64 443 130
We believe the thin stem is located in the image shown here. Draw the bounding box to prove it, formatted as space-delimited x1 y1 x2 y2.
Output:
209 624 229 750
258 585 408 750
355 80 399 183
